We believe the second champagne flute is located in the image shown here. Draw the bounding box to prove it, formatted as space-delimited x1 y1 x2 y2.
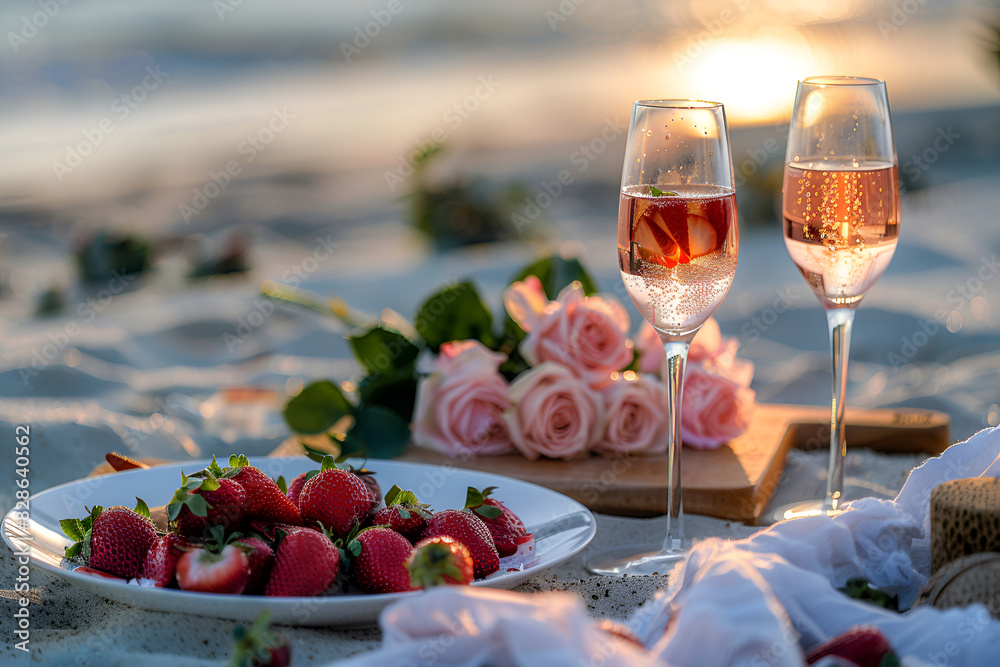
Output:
773 76 900 521
586 100 739 576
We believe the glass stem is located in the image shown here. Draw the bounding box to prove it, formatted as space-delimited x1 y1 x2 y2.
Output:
824 308 855 512
661 340 690 552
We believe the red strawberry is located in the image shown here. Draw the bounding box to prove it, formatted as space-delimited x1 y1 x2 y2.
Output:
649 204 691 262
60 500 157 580
633 215 680 268
176 544 249 595
685 214 718 258
230 611 290 667
286 473 307 506
142 533 188 587
466 487 531 558
167 471 246 539
806 626 899 667
236 536 274 595
353 467 382 513
265 527 340 597
348 527 414 594
227 465 302 525
298 468 371 538
408 536 474 588
371 485 432 542
421 509 499 579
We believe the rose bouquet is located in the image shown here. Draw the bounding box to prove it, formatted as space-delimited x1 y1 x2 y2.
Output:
280 255 755 461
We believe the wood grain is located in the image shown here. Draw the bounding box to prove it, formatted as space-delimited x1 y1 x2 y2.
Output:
397 404 951 524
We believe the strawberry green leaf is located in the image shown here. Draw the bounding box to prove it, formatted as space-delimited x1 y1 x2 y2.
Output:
384 484 402 505
510 255 598 300
206 456 225 478
414 281 495 351
481 486 498 497
275 475 287 494
64 543 82 559
349 326 420 375
134 497 150 519
347 540 362 558
197 473 221 492
60 519 85 542
397 507 411 520
473 505 503 519
284 380 354 435
464 487 485 509
319 456 338 472
186 494 209 518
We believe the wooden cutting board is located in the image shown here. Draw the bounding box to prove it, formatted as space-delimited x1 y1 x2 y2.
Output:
396 404 951 524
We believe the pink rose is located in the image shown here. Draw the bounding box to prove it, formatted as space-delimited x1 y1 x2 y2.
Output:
412 340 514 457
635 318 723 374
681 365 756 449
505 280 631 388
594 376 668 456
505 362 604 460
701 338 754 388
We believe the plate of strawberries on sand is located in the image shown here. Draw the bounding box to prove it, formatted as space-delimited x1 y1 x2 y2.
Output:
2 455 596 626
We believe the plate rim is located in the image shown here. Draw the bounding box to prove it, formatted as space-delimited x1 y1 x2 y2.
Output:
3 456 596 622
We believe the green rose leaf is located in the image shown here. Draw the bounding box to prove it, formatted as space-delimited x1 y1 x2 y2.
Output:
510 255 598 299
414 281 495 351
349 327 420 375
357 367 418 422
341 405 411 460
284 380 354 435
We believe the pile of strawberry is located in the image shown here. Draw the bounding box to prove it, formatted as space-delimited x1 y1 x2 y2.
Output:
60 454 532 597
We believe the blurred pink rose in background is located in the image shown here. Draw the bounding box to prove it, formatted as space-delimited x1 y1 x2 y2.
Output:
506 280 631 388
412 340 513 457
680 365 756 449
594 376 668 456
505 362 603 460
635 318 724 374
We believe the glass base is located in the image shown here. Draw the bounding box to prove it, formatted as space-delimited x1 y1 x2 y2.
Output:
585 545 687 576
767 499 845 525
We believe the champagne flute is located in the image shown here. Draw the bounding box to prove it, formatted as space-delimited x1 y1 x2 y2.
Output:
773 76 900 521
586 100 739 576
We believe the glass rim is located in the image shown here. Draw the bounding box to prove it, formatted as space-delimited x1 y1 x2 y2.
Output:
800 75 884 87
634 99 723 109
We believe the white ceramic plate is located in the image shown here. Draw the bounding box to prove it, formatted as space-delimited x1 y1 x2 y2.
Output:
3 457 595 627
